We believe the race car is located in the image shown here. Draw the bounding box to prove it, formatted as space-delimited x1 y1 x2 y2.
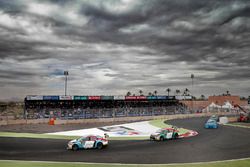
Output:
150 127 179 141
67 135 108 151
204 119 218 129
209 115 219 122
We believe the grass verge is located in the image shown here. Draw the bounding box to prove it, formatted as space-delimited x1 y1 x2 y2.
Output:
149 119 190 135
0 132 77 140
0 132 148 140
224 123 250 129
0 158 250 167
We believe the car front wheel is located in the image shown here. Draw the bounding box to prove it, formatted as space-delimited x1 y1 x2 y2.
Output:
174 133 179 139
97 142 103 149
72 144 78 151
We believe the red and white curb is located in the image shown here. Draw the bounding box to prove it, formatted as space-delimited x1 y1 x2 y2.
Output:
179 130 198 138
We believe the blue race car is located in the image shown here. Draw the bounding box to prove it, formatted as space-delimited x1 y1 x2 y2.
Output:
67 135 108 151
204 119 218 129
209 115 219 122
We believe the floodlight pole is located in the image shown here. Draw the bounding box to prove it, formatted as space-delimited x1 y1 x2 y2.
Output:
191 74 194 112
191 74 194 90
64 71 69 96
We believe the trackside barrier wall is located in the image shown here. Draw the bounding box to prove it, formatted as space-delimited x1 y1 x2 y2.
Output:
0 112 236 126
227 117 238 122
0 119 50 126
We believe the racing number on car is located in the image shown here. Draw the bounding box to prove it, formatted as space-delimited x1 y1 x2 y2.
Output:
166 132 173 139
84 141 95 148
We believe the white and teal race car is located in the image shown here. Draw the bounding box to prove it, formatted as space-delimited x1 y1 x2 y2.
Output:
150 128 179 141
67 135 108 151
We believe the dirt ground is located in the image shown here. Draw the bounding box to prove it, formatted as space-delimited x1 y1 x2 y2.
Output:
0 120 139 133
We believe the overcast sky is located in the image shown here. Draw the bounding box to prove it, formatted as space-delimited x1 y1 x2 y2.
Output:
0 0 250 100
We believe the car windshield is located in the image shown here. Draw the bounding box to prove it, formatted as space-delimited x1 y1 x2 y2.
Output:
207 119 216 123
77 136 88 141
211 115 217 119
156 129 164 133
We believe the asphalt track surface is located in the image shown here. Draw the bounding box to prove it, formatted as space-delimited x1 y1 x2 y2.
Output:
0 117 250 164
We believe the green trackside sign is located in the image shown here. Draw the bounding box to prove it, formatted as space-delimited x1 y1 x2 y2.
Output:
73 96 88 100
147 96 157 100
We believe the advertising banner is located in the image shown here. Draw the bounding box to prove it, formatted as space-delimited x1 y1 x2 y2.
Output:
147 96 157 100
88 96 101 100
74 96 88 100
101 96 114 100
136 96 147 100
43 96 59 100
166 96 175 100
114 95 125 100
184 96 192 100
59 95 73 100
175 96 192 100
26 95 43 100
125 96 137 100
98 126 142 136
157 96 167 100
125 96 147 100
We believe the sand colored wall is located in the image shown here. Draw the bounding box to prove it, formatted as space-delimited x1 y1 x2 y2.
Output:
208 96 241 106
180 96 248 111
180 100 209 111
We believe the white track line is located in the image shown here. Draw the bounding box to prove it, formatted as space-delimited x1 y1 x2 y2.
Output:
0 157 250 166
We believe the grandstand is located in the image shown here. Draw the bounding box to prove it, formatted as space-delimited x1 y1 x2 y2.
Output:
24 95 188 119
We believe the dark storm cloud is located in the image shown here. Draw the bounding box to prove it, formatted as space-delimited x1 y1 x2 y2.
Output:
0 0 250 99
0 69 36 79
70 0 250 65
0 69 39 87
0 0 26 13
0 39 52 60
0 81 38 87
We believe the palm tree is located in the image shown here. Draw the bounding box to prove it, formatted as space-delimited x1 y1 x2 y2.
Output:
200 94 205 100
240 96 246 100
166 88 171 96
148 92 152 96
183 88 189 96
226 90 230 96
154 90 158 96
191 74 194 88
126 91 131 96
175 89 180 96
139 90 143 96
